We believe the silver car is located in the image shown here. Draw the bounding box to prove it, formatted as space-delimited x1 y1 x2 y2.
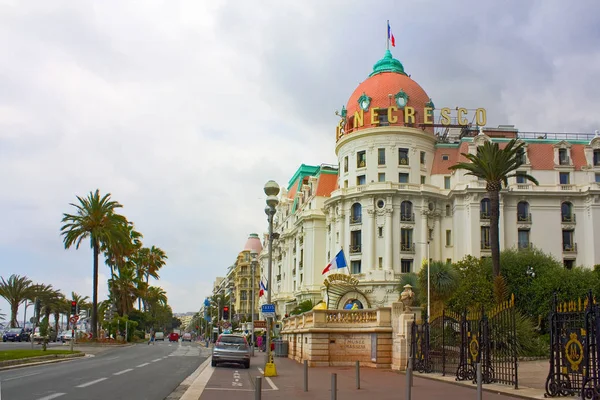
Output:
211 334 251 369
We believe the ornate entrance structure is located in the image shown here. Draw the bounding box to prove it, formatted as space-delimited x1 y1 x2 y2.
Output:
323 273 370 310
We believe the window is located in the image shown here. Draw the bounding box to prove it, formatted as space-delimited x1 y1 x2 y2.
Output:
378 148 386 165
562 230 575 251
399 148 409 165
344 156 348 173
444 176 451 189
518 229 530 250
517 201 530 222
357 151 366 168
350 230 362 253
344 180 348 188
559 148 569 165
561 202 574 222
596 174 600 183
560 172 570 185
445 230 452 246
378 227 383 237
516 172 527 184
481 226 491 249
420 151 426 165
401 259 413 273
378 257 383 269
351 203 362 223
400 201 413 221
351 260 362 274
428 228 434 241
564 260 575 270
300 274 303 283
594 150 600 166
517 148 527 164
378 108 389 126
445 204 451 216
377 199 385 208
480 198 491 220
378 173 386 182
400 228 413 251
399 173 409 183
421 175 426 184
442 154 449 161
357 175 366 186
446 258 452 264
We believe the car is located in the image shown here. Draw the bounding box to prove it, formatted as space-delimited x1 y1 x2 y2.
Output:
211 334 251 369
182 332 192 342
33 327 58 343
59 330 74 343
169 332 179 342
3 328 29 342
154 332 165 341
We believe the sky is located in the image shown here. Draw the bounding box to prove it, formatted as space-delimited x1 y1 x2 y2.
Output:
1 0 599 318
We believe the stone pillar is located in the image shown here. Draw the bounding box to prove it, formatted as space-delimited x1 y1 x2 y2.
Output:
366 206 376 270
385 208 393 270
338 209 345 255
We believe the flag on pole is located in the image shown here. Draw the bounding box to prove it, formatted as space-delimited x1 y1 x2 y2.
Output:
322 249 348 274
259 279 267 297
388 22 395 47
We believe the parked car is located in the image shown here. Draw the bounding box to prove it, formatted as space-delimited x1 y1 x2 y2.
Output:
3 328 29 342
154 331 165 341
33 327 58 343
211 334 251 369
59 330 74 343
169 332 179 342
182 332 192 342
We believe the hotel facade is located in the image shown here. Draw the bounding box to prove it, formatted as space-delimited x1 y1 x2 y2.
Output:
259 50 600 317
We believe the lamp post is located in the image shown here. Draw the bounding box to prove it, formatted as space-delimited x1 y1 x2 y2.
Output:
264 180 280 371
250 249 258 356
23 301 32 328
416 241 431 321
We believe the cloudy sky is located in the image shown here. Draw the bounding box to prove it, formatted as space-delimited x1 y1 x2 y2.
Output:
1 0 599 317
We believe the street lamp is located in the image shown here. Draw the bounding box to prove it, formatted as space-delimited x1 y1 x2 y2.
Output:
264 180 280 374
250 249 258 356
416 241 431 321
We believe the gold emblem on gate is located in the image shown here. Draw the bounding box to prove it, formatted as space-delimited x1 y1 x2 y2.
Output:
565 332 583 372
469 334 479 360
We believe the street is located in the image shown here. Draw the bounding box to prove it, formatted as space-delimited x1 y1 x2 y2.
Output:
0 340 207 400
0 341 65 350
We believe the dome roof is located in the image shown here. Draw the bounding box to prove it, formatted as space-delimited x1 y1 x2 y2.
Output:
243 233 263 254
342 51 433 135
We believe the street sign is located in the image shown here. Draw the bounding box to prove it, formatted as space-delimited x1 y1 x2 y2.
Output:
261 304 276 318
69 316 78 324
253 320 266 329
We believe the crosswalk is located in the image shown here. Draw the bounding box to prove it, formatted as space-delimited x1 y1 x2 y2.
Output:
168 344 201 357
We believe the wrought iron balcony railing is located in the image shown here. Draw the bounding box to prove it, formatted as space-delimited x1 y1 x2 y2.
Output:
518 242 533 251
350 216 362 224
400 213 415 222
517 213 532 223
561 213 576 223
400 243 415 253
349 245 362 254
563 243 578 253
481 241 491 250
480 212 490 220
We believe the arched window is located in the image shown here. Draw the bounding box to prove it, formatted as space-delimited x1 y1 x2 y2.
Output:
517 201 530 222
561 202 574 222
401 201 413 222
480 199 491 220
351 203 362 224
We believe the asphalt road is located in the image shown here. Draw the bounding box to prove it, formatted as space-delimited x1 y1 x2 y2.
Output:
0 340 207 400
0 341 64 350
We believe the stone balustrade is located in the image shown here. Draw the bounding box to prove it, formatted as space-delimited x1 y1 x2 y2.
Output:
282 308 391 332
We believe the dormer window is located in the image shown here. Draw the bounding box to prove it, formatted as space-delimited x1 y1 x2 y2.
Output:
559 148 570 165
517 147 527 164
399 148 409 165
357 151 366 168
594 149 600 166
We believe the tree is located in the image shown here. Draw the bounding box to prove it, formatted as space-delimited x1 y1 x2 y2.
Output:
0 275 35 328
417 260 459 317
449 139 538 302
61 189 129 339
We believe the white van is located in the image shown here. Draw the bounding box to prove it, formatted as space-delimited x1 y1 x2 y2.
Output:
155 332 165 341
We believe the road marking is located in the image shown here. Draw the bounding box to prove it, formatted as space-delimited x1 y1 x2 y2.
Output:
76 378 107 388
104 356 119 361
3 371 41 381
152 358 162 362
36 393 66 400
137 362 150 368
179 357 214 400
258 368 278 390
113 368 133 375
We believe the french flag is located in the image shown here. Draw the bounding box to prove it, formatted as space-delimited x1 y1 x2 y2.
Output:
388 22 395 47
322 249 348 275
259 279 267 297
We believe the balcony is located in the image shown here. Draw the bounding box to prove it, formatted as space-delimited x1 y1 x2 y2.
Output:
560 185 575 191
518 242 533 251
517 213 532 223
299 237 304 245
299 261 303 269
516 184 531 190
399 156 409 166
481 241 491 251
349 245 362 254
400 242 415 253
292 268 296 275
400 213 415 223
559 157 571 166
563 243 578 253
276 274 281 282
480 212 490 220
562 214 576 223
350 215 362 224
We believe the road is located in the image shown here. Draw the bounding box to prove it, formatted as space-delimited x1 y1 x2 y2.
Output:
0 340 207 400
0 341 64 350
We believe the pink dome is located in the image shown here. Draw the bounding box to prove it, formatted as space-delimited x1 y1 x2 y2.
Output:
244 233 263 254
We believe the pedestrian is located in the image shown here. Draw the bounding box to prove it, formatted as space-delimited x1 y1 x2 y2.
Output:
257 334 263 352
148 330 155 345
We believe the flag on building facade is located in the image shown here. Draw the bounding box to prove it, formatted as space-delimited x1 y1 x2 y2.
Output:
322 249 348 274
259 279 267 297
388 21 395 47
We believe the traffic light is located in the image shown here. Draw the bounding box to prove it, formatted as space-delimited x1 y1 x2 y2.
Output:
223 306 229 320
71 301 77 316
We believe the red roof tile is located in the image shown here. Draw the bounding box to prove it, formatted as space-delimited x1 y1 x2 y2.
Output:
527 143 555 170
315 173 338 197
571 144 587 171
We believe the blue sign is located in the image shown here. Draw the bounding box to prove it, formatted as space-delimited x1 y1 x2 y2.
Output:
204 298 210 307
205 315 211 322
261 304 275 313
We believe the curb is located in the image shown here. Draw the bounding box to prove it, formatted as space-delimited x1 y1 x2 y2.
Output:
0 353 85 371
179 357 214 400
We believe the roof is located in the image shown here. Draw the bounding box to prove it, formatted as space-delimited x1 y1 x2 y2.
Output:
315 172 338 196
243 233 262 254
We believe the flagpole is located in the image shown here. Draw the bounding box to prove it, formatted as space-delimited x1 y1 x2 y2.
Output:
386 20 389 50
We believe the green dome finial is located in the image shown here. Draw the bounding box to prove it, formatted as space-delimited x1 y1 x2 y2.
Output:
369 50 406 77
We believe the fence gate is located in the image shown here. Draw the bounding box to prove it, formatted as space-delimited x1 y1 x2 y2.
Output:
412 295 518 388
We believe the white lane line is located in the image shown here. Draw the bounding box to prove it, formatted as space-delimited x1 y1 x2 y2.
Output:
136 362 150 368
36 393 66 400
152 358 162 362
113 368 133 375
3 371 41 381
257 368 279 390
104 356 119 361
76 377 107 388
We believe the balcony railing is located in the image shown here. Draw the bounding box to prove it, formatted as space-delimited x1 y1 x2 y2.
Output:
400 242 415 253
378 157 386 165
350 215 362 224
517 213 532 223
562 214 576 223
299 237 303 245
560 184 575 191
518 242 533 251
400 213 415 222
563 243 578 253
276 274 281 282
349 245 362 254
559 157 571 166
399 156 409 166
481 241 491 250
292 268 296 275
299 261 303 269
480 212 490 220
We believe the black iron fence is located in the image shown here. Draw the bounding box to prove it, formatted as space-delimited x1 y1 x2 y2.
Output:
411 295 518 388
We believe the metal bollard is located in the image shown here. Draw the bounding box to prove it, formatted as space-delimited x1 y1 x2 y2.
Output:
408 355 414 387
405 364 412 400
356 360 360 389
255 376 262 400
331 373 337 400
476 363 482 400
304 360 308 392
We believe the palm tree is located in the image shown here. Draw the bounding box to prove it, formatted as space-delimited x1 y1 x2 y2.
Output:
135 246 167 311
60 189 129 339
450 139 538 302
0 275 35 328
108 265 138 316
104 222 143 278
